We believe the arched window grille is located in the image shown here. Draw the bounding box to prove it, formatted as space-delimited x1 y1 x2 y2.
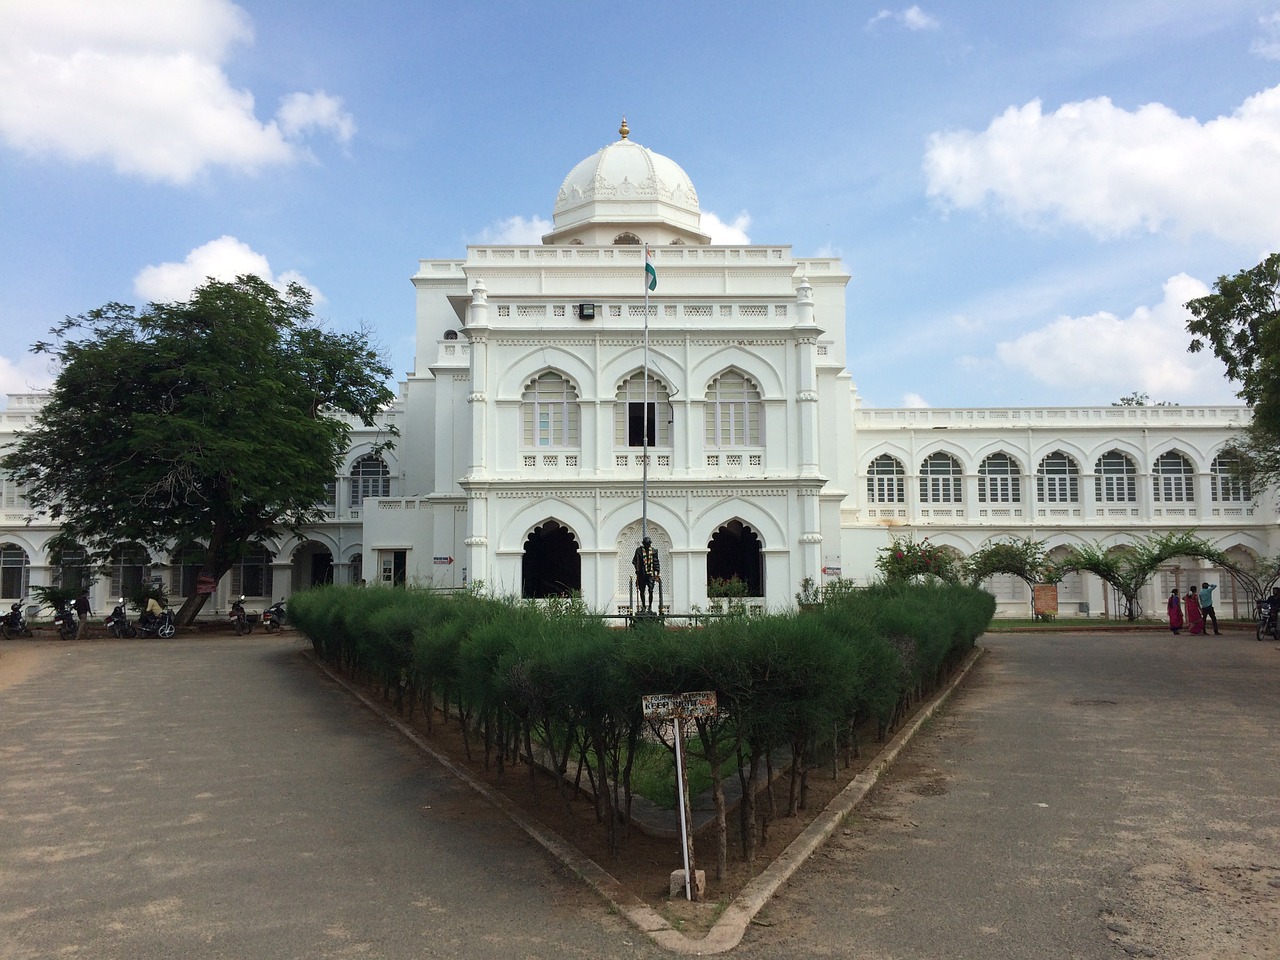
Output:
978 453 1020 503
615 374 672 447
1095 451 1137 503
350 455 391 507
920 452 962 503
1037 451 1080 503
866 454 906 503
1152 451 1194 502
522 372 580 448
1210 454 1250 503
705 370 761 446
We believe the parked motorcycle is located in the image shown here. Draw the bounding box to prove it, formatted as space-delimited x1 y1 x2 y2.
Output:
1256 598 1278 641
104 599 137 639
260 598 286 633
137 607 177 639
1 600 33 639
230 595 251 635
51 601 77 641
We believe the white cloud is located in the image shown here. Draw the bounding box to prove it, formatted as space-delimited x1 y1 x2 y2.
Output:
866 6 940 30
0 0 354 183
474 215 554 245
133 236 321 304
902 392 931 408
923 85 1280 249
0 353 57 399
703 210 752 244
902 5 941 30
993 273 1238 403
277 91 356 144
1252 12 1280 60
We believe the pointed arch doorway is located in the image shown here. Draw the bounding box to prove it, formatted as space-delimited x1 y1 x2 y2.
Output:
522 521 581 598
707 520 763 596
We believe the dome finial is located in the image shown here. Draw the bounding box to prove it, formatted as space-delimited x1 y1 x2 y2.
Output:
619 116 629 140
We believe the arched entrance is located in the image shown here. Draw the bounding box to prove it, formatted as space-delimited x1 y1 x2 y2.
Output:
292 541 334 591
707 520 763 596
522 521 581 598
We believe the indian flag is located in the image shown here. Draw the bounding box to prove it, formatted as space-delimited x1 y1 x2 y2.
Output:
645 246 657 291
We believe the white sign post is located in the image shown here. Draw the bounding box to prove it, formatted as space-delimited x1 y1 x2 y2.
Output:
641 690 719 901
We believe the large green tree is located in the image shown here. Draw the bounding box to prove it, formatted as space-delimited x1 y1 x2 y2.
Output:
1185 252 1280 488
3 275 396 624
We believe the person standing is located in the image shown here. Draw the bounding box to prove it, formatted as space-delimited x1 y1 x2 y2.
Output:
73 589 91 640
1185 585 1204 635
1167 588 1184 634
1200 581 1221 635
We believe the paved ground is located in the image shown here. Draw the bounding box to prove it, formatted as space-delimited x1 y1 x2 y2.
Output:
0 636 663 960
2 631 1277 959
734 631 1280 959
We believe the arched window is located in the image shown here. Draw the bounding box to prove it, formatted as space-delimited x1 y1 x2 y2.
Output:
705 370 761 446
443 329 459 341
613 232 642 245
350 455 390 507
1152 451 1194 502
1 473 27 510
108 543 150 597
866 454 906 504
52 544 90 591
1210 454 1250 503
1037 451 1080 503
920 452 962 503
232 545 273 598
169 543 205 597
1095 451 1137 502
615 374 672 447
523 372 580 448
0 544 30 599
978 453 1020 503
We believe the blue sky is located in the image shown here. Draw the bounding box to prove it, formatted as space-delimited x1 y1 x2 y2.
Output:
2 0 1279 409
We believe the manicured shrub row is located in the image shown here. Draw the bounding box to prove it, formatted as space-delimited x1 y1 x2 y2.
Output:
289 582 994 871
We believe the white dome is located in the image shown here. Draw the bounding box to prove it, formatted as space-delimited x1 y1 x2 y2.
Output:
546 120 706 243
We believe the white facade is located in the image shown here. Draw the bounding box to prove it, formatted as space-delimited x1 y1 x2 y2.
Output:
360 125 1277 617
2 125 1273 619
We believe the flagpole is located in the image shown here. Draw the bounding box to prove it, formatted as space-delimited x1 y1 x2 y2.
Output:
642 243 650 542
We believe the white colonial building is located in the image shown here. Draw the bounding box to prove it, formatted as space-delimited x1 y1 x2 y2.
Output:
0 123 1272 620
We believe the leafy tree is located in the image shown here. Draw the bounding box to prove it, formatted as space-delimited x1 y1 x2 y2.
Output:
875 535 962 584
1185 252 1280 488
966 536 1060 589
1113 391 1151 406
1060 532 1226 621
2 275 396 625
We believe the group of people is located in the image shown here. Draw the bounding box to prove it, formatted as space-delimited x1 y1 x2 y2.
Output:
1166 582 1221 635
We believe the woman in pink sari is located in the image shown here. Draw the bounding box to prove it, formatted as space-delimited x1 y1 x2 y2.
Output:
1185 585 1204 635
1167 588 1184 634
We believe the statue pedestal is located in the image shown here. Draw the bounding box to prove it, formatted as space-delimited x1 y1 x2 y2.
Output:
630 609 663 628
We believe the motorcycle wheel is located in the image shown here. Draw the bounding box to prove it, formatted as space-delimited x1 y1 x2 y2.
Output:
158 622 176 639
0 624 9 641
60 623 75 641
125 624 137 638
264 622 277 633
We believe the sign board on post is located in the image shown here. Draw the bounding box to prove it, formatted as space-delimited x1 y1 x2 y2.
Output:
641 690 718 902
641 690 718 720
195 576 216 596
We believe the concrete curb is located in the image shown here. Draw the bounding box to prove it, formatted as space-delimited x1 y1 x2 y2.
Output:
309 644 986 954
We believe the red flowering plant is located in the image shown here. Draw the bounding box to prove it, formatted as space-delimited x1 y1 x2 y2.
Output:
875 535 962 584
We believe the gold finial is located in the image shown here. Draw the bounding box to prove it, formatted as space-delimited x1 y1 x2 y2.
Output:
619 116 629 140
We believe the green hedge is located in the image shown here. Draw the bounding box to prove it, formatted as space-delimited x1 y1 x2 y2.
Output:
289 582 993 859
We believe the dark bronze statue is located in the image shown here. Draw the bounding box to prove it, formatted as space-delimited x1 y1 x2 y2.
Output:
632 536 660 611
